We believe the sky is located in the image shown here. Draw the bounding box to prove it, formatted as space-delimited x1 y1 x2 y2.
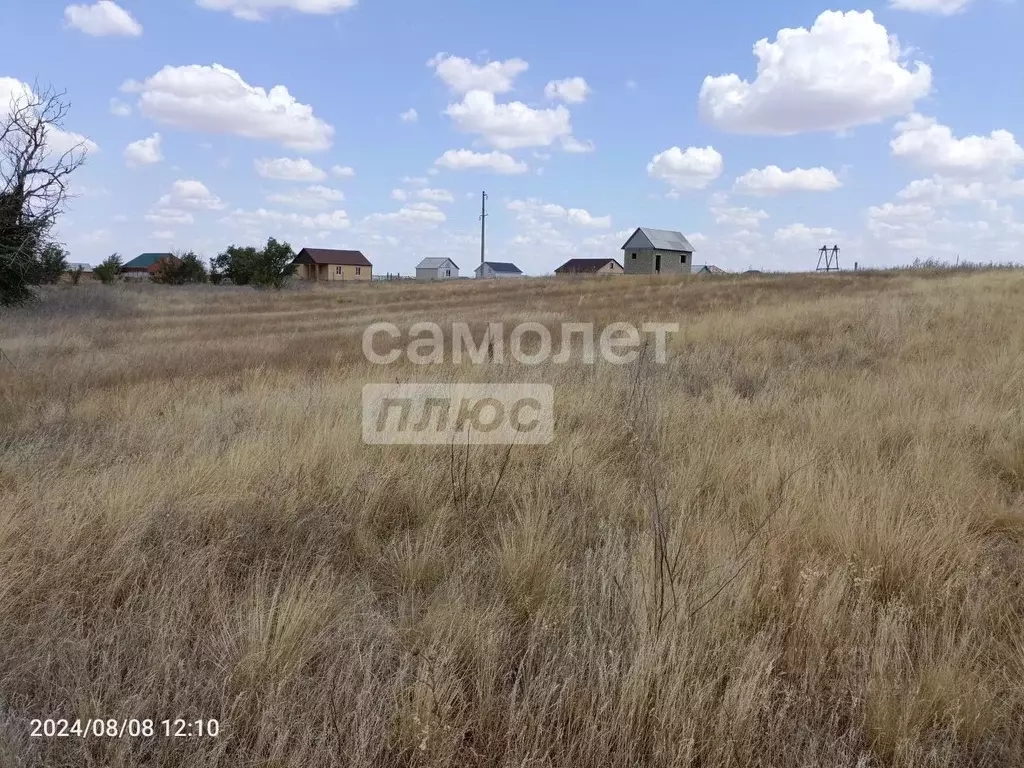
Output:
3 0 1023 274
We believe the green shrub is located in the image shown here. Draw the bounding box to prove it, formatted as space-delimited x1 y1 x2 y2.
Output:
151 252 208 285
94 253 123 285
214 238 294 290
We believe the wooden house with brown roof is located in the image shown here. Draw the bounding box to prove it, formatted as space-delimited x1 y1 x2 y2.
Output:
290 248 373 282
554 258 623 275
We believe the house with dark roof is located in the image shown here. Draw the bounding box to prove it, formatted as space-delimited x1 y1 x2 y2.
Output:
554 258 623 276
290 248 372 282
693 264 727 275
416 257 459 280
122 253 172 278
474 261 523 278
621 228 695 275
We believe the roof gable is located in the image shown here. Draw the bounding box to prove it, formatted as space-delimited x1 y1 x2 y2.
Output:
622 228 695 252
417 257 459 270
621 228 654 251
123 253 172 269
294 248 372 267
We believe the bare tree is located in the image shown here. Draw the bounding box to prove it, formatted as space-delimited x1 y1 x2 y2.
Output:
0 82 87 306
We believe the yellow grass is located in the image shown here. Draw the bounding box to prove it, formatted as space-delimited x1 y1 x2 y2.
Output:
1 270 1023 767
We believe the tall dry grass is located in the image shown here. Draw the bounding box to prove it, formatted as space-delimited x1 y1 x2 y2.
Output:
0 270 1022 767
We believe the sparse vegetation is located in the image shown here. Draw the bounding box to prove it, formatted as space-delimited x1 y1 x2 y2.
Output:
93 252 122 284
1 269 1023 767
212 237 295 289
150 251 209 285
34 243 69 284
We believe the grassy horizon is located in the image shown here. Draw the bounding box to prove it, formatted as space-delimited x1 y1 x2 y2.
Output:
1 270 1022 767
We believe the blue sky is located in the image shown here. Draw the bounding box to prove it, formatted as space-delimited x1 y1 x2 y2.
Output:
3 0 1023 273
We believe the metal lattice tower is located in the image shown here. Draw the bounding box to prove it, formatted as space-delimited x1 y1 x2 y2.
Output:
816 244 841 272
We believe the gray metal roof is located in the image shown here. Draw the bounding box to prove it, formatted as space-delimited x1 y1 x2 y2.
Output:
623 227 696 252
417 257 459 270
478 261 523 274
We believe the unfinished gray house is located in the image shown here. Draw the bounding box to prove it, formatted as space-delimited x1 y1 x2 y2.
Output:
416 257 459 280
621 228 695 275
474 261 523 279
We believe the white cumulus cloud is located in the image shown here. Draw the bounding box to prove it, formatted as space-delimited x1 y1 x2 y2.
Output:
331 165 355 178
428 53 529 95
0 78 99 156
889 0 972 14
561 136 596 154
123 64 334 151
196 0 357 21
109 98 132 117
712 205 769 228
434 149 528 174
365 202 447 227
507 198 611 229
699 10 931 135
158 179 226 212
896 177 988 205
648 146 723 190
544 77 591 104
254 157 327 181
400 108 418 123
124 133 163 167
445 90 572 150
64 1 142 36
773 223 839 243
733 165 841 195
225 207 351 231
266 185 345 209
890 114 1024 178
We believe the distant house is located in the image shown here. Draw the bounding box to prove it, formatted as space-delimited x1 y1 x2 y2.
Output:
416 257 459 280
554 258 623 276
693 264 727 275
475 261 523 278
64 262 95 281
621 228 695 275
290 248 372 282
122 253 172 278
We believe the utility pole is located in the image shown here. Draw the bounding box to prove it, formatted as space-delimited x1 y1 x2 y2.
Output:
479 191 488 266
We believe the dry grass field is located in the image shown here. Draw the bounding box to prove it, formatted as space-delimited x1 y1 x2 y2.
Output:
1 269 1023 767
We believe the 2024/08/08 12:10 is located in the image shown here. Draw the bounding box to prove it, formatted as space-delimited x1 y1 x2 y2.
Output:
30 718 220 738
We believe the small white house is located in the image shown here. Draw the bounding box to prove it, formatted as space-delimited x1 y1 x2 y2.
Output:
416 257 459 280
475 261 524 279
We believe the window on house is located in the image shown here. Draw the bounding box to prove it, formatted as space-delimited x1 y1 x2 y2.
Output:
631 252 637 260
680 254 686 264
355 266 361 276
335 266 343 275
445 269 451 277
